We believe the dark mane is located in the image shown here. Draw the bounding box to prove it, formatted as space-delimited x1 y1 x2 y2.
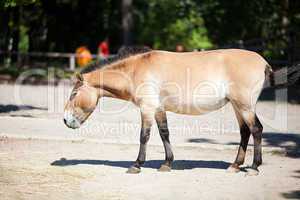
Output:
80 46 152 74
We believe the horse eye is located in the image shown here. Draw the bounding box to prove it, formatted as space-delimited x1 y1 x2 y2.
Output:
69 91 77 100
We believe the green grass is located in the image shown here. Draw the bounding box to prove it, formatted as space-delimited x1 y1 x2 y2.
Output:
0 65 74 80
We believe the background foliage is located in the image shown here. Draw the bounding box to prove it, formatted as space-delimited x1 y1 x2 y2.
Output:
0 0 300 61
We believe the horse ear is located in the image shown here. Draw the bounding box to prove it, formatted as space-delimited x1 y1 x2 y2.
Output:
75 72 84 82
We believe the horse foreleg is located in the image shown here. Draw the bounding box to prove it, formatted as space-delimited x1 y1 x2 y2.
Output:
155 109 174 172
127 111 153 174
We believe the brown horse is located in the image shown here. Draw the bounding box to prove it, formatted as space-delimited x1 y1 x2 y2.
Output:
64 48 273 175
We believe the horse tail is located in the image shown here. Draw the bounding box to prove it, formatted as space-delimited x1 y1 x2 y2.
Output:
264 64 275 88
264 63 300 89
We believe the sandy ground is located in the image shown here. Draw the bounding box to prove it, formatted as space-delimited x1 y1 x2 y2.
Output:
0 84 300 200
1 138 300 200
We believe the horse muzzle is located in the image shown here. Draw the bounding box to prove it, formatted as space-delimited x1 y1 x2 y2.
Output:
63 111 81 129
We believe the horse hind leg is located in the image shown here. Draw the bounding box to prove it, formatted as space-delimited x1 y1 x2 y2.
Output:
229 103 263 176
227 105 251 173
246 114 263 176
227 71 264 175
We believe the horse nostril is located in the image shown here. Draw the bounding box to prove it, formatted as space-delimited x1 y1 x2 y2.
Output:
63 118 67 125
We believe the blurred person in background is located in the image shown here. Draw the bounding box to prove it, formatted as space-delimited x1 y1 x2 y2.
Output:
98 38 110 58
75 46 92 67
176 44 185 52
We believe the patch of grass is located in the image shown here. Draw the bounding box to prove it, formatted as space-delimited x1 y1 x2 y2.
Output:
0 65 74 80
0 65 25 78
269 149 287 157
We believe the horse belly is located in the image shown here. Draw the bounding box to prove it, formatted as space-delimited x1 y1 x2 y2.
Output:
161 81 229 115
163 96 228 115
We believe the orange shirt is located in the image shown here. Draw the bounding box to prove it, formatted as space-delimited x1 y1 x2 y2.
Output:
75 46 92 67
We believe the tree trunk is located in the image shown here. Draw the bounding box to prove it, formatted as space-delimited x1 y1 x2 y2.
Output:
281 0 291 63
122 0 133 46
11 7 20 63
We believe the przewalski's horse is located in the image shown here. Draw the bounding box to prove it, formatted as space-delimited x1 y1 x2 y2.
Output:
64 48 273 176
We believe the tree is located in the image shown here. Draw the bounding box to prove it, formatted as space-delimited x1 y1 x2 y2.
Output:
134 0 213 50
122 0 133 46
0 0 299 62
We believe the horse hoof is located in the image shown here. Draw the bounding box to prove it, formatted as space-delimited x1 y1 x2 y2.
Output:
246 168 259 176
126 166 141 174
226 164 240 173
158 164 171 172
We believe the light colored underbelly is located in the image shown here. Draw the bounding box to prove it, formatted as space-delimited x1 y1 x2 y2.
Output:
163 96 229 115
160 81 230 115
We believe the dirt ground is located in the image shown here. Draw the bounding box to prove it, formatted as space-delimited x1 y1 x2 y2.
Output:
0 137 299 200
0 84 300 200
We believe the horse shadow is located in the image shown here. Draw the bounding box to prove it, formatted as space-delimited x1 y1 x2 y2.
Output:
281 170 300 199
282 191 300 199
0 104 47 113
188 132 300 158
51 158 230 170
